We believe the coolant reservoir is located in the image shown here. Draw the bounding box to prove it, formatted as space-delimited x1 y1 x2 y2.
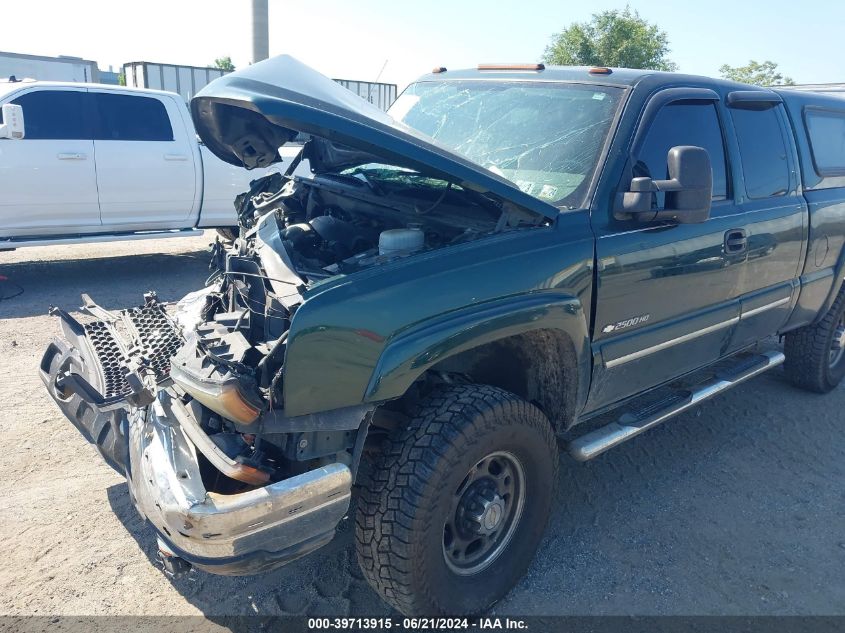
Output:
379 228 424 256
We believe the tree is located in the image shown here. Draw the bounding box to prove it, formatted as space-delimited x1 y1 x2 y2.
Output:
213 56 235 71
543 6 677 71
718 60 794 86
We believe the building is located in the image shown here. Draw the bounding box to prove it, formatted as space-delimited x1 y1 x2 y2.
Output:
0 51 100 83
2 51 397 110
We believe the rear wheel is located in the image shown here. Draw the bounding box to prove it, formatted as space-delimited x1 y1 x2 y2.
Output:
785 285 845 392
354 384 558 615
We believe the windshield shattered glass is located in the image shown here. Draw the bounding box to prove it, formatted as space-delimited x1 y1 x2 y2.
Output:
389 80 623 208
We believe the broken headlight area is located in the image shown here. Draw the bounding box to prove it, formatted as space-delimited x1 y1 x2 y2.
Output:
41 265 358 492
169 330 265 426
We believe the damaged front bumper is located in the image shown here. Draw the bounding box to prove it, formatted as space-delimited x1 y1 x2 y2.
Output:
39 294 352 575
132 394 351 574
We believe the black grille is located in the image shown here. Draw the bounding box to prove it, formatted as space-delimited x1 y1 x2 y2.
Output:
83 321 130 398
126 304 183 378
82 302 183 399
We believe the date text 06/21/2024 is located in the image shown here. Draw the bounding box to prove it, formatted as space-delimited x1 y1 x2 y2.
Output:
307 617 529 629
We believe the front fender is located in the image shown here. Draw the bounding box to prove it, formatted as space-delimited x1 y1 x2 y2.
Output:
364 292 591 410
282 212 595 417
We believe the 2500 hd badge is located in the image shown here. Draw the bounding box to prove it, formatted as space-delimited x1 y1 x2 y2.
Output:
601 314 651 333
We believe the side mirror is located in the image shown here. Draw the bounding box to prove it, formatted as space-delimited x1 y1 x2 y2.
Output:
0 104 25 139
623 145 712 223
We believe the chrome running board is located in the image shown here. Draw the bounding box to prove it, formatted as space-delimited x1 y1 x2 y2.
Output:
568 350 785 462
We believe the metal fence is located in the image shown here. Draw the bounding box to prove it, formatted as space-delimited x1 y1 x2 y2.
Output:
333 78 398 111
123 61 398 110
123 62 228 102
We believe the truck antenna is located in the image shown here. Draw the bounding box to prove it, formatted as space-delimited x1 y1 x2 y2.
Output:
368 59 388 104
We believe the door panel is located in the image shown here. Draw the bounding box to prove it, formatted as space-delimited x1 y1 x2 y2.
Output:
589 216 744 409
727 204 804 349
587 95 743 412
92 91 198 229
779 98 845 331
732 282 795 348
725 102 806 348
598 300 739 396
0 88 99 237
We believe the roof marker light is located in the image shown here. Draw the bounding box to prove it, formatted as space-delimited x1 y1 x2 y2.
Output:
589 67 613 75
432 67 447 74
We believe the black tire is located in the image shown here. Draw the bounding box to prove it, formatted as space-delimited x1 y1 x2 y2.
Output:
784 285 845 393
216 227 238 242
354 384 558 615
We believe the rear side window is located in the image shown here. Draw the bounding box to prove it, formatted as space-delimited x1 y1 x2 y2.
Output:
638 101 728 203
805 108 845 177
92 92 173 141
9 90 89 140
730 106 790 199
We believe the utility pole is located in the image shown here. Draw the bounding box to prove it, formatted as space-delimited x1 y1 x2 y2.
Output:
251 0 269 63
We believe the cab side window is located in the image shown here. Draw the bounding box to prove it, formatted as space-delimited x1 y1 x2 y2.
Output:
730 105 790 198
91 93 173 141
804 107 845 188
9 90 89 140
638 101 729 206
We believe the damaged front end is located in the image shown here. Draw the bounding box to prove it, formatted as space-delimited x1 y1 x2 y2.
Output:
40 286 355 575
40 54 565 578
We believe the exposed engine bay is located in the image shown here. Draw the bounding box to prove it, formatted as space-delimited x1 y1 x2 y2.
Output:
233 164 544 281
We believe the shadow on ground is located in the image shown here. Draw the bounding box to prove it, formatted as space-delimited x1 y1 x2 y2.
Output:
106 483 392 619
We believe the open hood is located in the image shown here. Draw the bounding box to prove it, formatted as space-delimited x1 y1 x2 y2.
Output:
191 55 558 221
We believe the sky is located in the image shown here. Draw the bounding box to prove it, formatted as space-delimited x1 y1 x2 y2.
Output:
3 0 843 90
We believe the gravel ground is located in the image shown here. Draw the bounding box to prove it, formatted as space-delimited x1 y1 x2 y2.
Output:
0 233 843 619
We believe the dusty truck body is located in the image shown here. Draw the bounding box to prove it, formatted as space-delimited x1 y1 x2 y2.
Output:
41 55 845 614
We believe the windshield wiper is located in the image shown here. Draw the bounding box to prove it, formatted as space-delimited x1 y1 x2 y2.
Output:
351 171 385 195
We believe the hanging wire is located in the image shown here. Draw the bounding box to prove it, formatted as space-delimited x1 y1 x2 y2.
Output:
0 275 24 302
231 281 292 319
223 269 301 287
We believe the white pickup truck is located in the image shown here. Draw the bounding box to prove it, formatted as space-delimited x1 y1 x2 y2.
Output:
0 80 284 249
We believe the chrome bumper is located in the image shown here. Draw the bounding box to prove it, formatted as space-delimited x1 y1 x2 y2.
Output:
127 394 352 575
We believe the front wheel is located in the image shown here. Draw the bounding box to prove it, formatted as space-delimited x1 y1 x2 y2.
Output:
355 384 558 615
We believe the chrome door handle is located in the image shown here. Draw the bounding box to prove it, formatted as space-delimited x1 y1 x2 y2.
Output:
57 152 86 160
724 229 747 254
164 153 188 161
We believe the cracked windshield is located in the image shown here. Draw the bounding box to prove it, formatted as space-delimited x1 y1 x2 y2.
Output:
389 80 623 208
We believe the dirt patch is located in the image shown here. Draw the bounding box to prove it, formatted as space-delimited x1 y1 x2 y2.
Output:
1 234 843 617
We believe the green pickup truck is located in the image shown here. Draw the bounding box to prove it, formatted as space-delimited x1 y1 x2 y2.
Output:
41 55 845 615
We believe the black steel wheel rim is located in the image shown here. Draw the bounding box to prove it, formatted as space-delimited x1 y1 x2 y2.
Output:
443 450 525 576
